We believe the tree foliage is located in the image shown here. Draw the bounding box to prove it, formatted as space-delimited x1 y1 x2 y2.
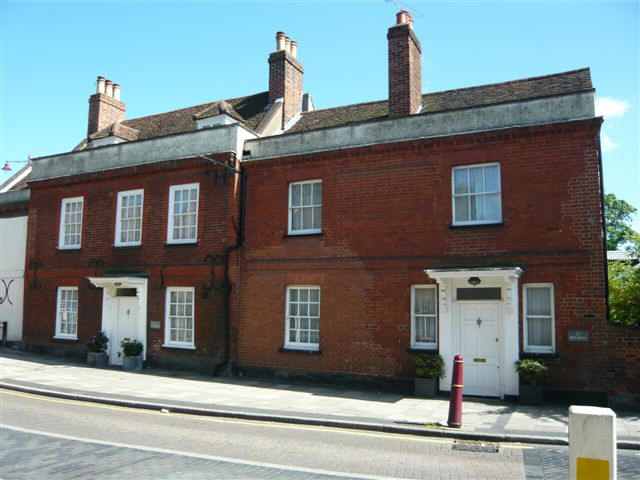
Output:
608 261 640 327
604 193 637 250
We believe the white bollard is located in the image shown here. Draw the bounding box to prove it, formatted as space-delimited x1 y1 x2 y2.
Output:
568 405 617 480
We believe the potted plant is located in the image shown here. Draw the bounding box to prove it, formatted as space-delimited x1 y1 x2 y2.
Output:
414 353 445 397
86 331 109 367
515 359 548 405
120 339 144 371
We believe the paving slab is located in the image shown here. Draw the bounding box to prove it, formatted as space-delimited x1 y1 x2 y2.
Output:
1 350 638 448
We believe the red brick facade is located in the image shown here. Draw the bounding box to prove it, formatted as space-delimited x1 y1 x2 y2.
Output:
268 50 304 127
388 22 422 117
233 118 622 398
88 93 126 137
22 154 241 372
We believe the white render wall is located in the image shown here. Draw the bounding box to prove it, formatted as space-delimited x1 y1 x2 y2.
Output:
0 215 27 341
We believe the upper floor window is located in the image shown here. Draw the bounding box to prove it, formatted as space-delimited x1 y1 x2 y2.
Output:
115 189 144 246
288 180 322 235
167 183 199 244
523 284 555 353
164 287 195 349
55 287 78 339
58 197 84 249
411 285 437 349
285 286 320 350
452 163 501 225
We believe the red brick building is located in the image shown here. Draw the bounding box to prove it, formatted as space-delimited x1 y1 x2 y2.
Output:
13 12 638 405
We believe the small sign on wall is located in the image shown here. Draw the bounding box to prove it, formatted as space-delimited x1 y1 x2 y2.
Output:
568 330 589 342
149 321 161 330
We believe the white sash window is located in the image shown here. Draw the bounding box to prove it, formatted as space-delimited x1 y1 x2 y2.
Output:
58 197 84 249
523 284 555 353
55 287 78 339
411 285 437 349
285 286 320 350
452 163 501 225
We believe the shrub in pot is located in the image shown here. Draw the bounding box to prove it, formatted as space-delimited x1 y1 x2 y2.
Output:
515 359 548 405
86 331 109 367
414 354 445 397
120 339 144 371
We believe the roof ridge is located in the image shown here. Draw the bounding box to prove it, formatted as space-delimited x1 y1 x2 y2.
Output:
300 98 387 115
122 91 267 126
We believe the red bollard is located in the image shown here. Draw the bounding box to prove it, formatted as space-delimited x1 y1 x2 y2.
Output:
447 354 464 428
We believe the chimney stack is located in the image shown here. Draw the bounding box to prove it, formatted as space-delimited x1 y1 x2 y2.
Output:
268 31 304 128
388 11 422 117
87 75 126 138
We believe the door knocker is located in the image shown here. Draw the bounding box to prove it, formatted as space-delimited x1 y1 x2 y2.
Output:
476 317 482 327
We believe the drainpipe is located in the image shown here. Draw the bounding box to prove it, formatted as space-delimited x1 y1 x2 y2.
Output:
199 154 246 375
595 124 610 323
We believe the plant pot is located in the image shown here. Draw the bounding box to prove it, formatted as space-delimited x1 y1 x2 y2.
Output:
519 384 543 405
414 378 438 397
87 351 108 367
122 355 143 371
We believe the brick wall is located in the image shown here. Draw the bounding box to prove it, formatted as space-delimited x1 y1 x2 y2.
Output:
88 93 125 137
23 154 240 369
388 23 421 117
235 118 611 395
268 50 304 127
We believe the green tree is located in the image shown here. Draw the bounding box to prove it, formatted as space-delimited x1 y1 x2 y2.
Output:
608 260 640 327
604 193 637 250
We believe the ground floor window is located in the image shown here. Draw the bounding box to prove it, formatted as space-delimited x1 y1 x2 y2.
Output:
523 284 555 353
55 287 78 339
285 286 320 350
411 285 437 348
164 287 195 348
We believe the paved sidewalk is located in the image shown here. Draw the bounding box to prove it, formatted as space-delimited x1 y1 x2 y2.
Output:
1 350 638 447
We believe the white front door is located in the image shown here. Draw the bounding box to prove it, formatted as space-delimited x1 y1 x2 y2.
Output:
109 297 139 366
460 302 500 397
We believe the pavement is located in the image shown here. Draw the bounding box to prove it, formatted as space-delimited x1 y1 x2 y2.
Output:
1 349 638 449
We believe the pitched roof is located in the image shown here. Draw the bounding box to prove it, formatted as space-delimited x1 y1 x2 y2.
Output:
607 250 637 261
84 91 270 146
289 68 593 133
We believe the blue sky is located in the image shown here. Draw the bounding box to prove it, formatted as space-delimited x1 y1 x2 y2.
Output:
1 1 638 228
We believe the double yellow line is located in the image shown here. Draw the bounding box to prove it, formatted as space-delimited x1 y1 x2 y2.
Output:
1 389 532 449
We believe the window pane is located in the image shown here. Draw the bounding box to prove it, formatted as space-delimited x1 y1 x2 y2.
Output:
414 288 435 315
485 193 501 221
291 208 302 230
469 167 483 193
312 182 322 204
485 165 500 192
309 289 319 302
454 196 469 222
302 183 312 206
302 207 312 230
300 289 308 302
527 317 552 346
309 303 318 317
454 169 468 194
526 287 551 316
291 184 301 207
312 206 321 230
289 289 298 302
470 194 484 221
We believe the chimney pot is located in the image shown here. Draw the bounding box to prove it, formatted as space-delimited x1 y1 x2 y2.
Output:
112 83 121 101
105 79 113 97
96 76 106 94
276 31 286 51
396 10 409 25
285 36 291 53
290 40 298 58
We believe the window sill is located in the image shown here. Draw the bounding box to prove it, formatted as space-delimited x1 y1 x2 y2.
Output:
113 244 142 250
283 232 323 238
448 222 504 230
57 248 81 252
164 241 198 247
161 344 196 350
521 351 557 359
53 335 78 341
279 347 321 354
407 347 438 353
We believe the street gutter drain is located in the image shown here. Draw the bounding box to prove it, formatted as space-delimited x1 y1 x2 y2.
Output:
452 441 499 453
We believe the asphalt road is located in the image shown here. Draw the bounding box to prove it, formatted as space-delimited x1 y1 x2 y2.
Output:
0 390 637 479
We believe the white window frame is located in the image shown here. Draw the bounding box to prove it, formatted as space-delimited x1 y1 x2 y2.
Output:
163 287 196 349
288 179 322 235
410 285 438 349
523 283 555 353
284 286 320 350
54 286 78 340
167 183 199 244
58 197 84 249
451 162 502 226
115 189 144 247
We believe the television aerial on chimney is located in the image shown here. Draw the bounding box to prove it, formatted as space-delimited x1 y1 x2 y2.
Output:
384 0 424 19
